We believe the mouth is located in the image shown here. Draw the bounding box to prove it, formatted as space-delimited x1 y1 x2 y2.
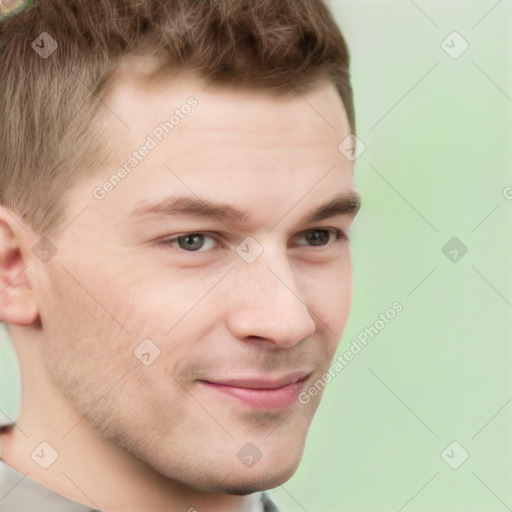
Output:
198 371 312 410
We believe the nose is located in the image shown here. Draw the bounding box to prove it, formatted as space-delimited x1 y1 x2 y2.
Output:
225 254 317 349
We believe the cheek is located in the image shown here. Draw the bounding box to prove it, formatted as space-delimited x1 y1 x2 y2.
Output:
41 254 157 340
37 264 137 387
37 258 217 383
301 254 353 337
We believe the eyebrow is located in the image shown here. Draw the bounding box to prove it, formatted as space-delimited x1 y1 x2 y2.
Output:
133 192 361 227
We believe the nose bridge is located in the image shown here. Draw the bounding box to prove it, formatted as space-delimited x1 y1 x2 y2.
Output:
226 251 316 347
251 257 296 307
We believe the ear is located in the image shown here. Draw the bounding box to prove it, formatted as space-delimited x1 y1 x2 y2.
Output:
0 206 39 325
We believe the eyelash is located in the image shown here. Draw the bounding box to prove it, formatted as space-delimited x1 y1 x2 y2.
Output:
156 228 347 253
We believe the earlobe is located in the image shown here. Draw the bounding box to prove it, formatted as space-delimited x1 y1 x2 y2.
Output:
0 207 39 325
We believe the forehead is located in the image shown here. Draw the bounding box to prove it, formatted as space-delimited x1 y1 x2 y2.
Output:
74 60 356 232
101 55 352 151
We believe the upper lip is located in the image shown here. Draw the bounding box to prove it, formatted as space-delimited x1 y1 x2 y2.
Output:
201 371 312 390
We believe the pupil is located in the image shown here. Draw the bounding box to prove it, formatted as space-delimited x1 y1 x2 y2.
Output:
179 234 203 251
306 230 329 246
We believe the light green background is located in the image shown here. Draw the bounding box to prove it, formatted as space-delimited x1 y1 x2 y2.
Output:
1 1 511 511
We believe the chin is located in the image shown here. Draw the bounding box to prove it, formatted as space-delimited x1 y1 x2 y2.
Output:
215 462 300 496
170 442 304 496
220 444 304 495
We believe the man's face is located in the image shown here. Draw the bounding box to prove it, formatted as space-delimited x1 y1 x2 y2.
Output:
34 67 358 493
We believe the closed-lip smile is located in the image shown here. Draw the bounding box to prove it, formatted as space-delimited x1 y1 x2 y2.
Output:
198 371 312 409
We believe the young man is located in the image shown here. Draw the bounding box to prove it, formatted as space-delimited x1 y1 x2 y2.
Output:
0 1 360 510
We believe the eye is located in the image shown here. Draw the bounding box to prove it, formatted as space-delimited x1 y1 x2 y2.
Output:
158 233 217 252
296 228 343 247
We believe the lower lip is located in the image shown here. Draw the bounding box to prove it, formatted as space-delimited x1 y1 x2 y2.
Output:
200 380 306 410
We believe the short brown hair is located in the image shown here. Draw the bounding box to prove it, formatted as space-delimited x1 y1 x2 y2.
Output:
0 0 354 235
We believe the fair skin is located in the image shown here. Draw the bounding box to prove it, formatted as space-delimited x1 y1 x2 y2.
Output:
0 64 359 511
